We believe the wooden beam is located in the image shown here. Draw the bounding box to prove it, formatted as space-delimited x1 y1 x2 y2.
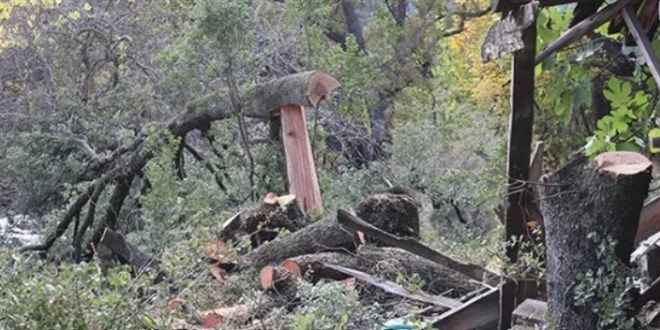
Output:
534 0 638 66
431 287 500 329
503 18 536 330
506 19 536 265
281 105 323 213
495 0 597 12
622 5 660 90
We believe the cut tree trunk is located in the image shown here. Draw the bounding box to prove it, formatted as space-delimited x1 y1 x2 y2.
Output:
219 194 306 247
539 152 652 330
355 192 420 243
280 105 323 213
235 219 357 270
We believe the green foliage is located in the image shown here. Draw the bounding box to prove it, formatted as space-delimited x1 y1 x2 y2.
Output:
0 250 162 330
585 77 651 156
573 233 637 330
289 281 383 330
2 132 86 215
136 132 228 255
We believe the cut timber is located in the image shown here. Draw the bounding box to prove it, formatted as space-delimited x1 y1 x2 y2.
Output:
259 265 299 297
355 192 419 242
288 247 479 297
323 263 462 309
431 287 500 330
539 153 652 329
281 105 323 212
336 209 497 285
235 219 356 270
171 71 340 136
218 194 306 247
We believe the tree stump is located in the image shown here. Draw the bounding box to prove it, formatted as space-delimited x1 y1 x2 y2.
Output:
355 192 419 244
219 194 306 247
539 152 652 329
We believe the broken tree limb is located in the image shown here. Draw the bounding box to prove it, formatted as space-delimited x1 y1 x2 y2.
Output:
539 152 652 329
323 263 462 309
336 209 497 285
533 0 636 66
99 228 160 273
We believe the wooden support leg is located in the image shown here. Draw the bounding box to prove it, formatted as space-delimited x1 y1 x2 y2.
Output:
502 18 536 330
280 104 323 213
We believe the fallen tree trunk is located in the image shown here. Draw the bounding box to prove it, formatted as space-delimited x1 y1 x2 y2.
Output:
288 247 479 297
235 219 357 270
337 209 497 285
323 263 462 309
539 152 652 329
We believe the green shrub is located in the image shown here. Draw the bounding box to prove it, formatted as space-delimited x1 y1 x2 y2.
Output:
0 250 163 330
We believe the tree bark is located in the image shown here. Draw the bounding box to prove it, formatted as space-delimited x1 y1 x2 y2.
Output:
236 219 357 270
219 195 307 247
539 153 652 329
289 247 479 297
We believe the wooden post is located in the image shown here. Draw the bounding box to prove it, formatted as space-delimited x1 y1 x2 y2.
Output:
502 19 536 330
280 105 323 213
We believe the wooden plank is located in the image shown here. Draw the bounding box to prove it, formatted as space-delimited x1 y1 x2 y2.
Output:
512 298 547 327
280 104 323 213
495 0 597 12
622 5 660 90
431 287 500 329
534 0 637 66
635 196 660 244
323 263 462 309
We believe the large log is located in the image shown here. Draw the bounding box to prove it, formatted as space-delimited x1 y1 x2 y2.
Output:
235 219 356 270
539 152 652 329
288 247 479 297
170 71 340 136
337 209 497 285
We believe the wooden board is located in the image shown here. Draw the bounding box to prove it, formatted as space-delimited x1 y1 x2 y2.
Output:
635 196 660 244
431 287 500 329
280 104 323 212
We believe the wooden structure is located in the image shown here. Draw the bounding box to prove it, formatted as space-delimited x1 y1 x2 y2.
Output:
483 1 660 328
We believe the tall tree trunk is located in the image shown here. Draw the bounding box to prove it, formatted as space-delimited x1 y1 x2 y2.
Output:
341 0 365 50
539 153 651 329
